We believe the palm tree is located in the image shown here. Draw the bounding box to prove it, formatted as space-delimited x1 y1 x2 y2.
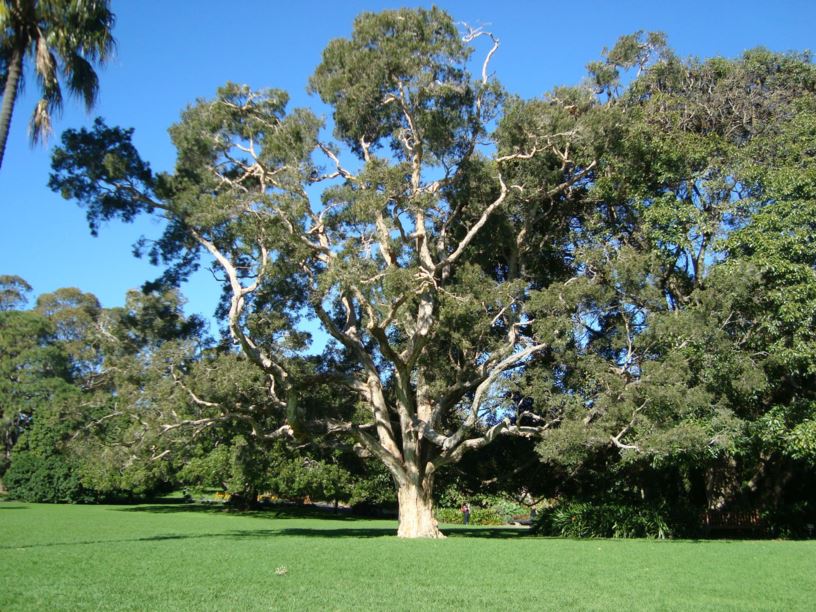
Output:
0 0 114 170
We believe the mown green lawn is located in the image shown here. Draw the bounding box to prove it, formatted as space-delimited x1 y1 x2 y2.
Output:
1 501 813 611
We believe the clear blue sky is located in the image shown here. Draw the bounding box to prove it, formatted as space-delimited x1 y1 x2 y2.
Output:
1 0 813 325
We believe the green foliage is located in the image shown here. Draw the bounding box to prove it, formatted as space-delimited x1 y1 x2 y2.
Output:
347 458 397 508
587 30 670 96
531 501 674 539
434 485 527 524
176 444 233 491
0 274 31 310
755 404 816 462
513 42 816 527
435 507 504 526
0 281 208 501
761 502 815 539
3 453 89 503
0 305 71 478
5 382 96 502
49 119 154 235
309 7 494 160
270 456 353 503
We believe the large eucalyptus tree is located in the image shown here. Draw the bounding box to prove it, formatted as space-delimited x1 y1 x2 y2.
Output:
50 8 595 537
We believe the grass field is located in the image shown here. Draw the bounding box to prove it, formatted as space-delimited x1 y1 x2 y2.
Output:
1 501 813 611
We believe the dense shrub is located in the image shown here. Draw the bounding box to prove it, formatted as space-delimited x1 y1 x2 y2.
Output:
761 503 816 538
435 486 529 524
531 501 674 538
436 507 504 525
4 453 94 503
479 497 528 523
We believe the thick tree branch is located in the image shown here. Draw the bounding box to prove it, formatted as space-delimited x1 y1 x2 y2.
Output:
191 229 289 409
444 342 546 452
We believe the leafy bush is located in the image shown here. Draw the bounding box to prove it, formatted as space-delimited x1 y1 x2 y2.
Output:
5 453 94 503
485 497 527 522
761 503 816 538
531 501 673 538
269 457 353 503
436 507 504 525
435 487 529 524
348 462 397 507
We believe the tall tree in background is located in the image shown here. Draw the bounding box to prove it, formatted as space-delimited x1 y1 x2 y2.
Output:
1 282 207 501
61 288 207 501
0 0 114 169
524 41 816 525
0 277 72 488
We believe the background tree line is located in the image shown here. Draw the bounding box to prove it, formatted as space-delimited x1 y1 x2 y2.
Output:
2 8 814 537
0 275 394 509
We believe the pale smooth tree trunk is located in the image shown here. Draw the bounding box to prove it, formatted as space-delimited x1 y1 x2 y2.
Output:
0 47 24 171
396 476 444 539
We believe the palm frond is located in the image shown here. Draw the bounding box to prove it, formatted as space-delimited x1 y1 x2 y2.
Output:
29 97 52 144
29 79 62 144
63 53 98 109
34 36 57 88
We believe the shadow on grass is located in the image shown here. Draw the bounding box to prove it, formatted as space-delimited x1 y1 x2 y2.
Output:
0 527 395 549
116 505 531 539
1 523 529 550
116 503 377 522
442 526 531 539
237 524 529 539
267 527 529 539
236 527 396 539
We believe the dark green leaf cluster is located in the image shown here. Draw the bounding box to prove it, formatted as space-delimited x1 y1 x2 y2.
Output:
309 7 491 162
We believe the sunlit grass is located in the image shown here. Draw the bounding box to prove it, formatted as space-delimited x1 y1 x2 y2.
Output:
1 501 813 610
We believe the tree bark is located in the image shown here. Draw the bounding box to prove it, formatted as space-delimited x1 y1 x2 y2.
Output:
705 455 739 511
0 47 24 170
396 478 444 539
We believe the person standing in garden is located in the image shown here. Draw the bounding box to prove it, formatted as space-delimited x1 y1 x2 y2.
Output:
461 503 470 525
